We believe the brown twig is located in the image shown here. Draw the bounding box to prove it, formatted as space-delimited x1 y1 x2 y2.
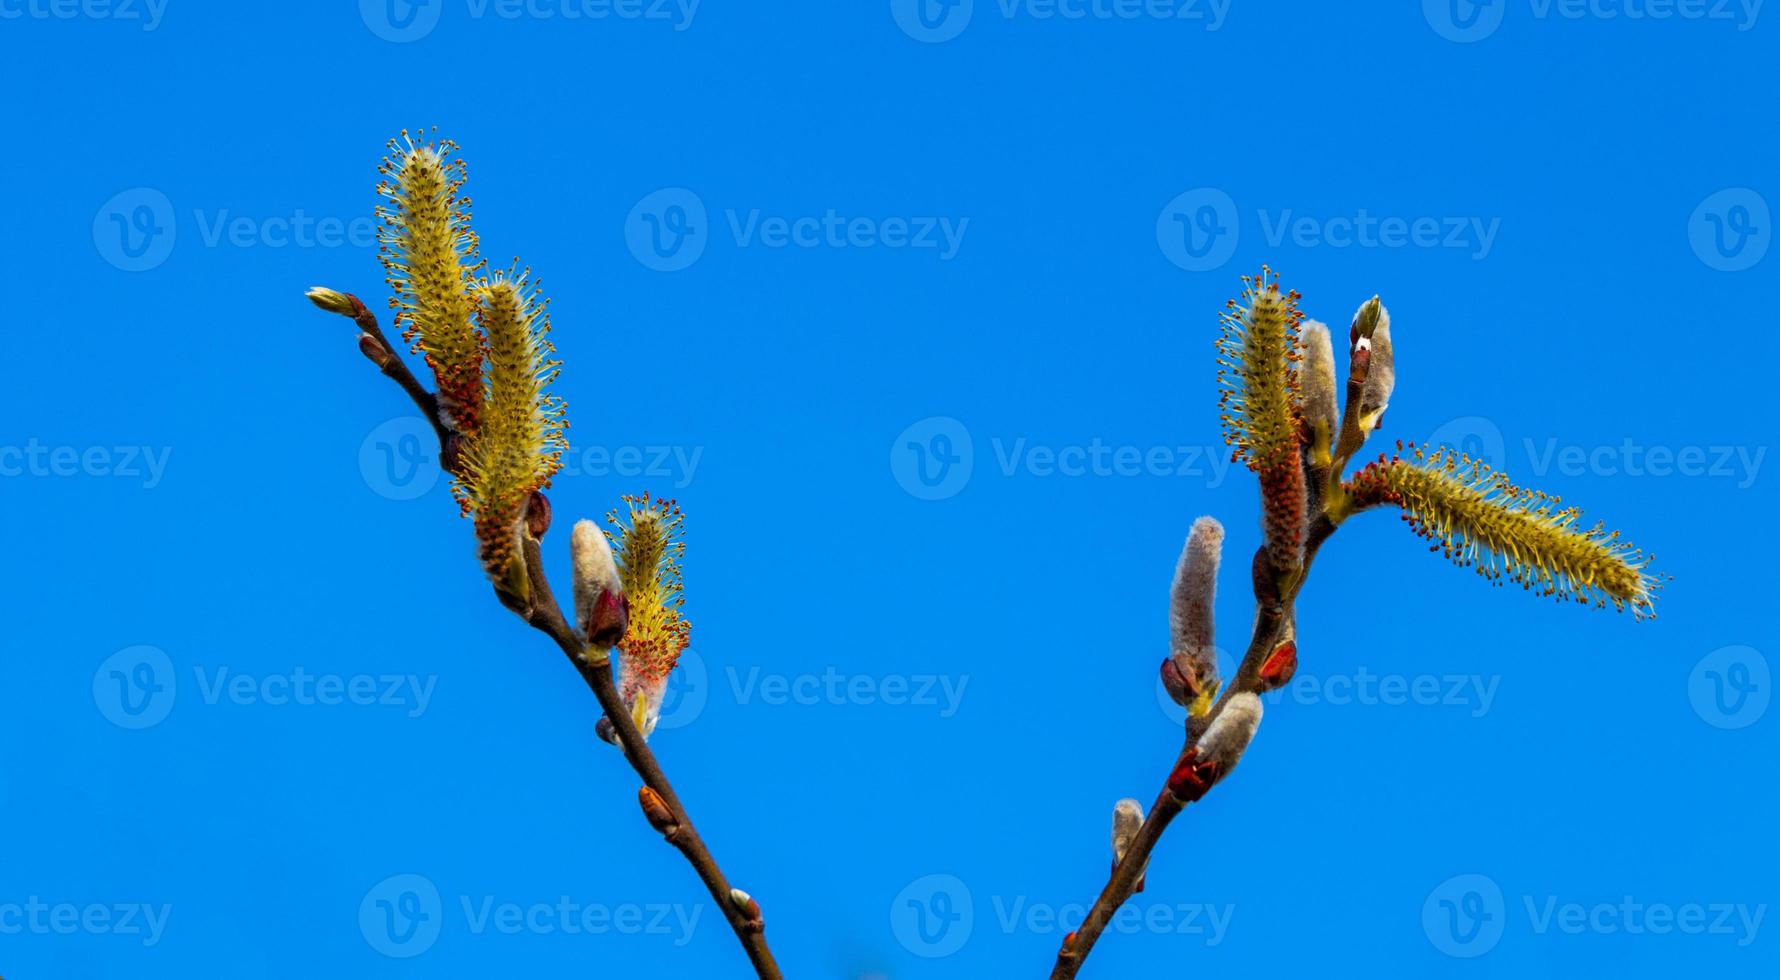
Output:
1049 517 1343 979
332 293 784 979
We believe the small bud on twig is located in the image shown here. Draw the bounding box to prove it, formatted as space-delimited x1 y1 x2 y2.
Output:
638 786 679 839
729 887 764 932
1257 639 1297 691
357 333 396 370
1110 798 1148 892
1168 693 1263 803
525 490 552 539
305 285 362 317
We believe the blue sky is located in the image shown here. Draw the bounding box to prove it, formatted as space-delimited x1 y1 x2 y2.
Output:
2 1 1775 977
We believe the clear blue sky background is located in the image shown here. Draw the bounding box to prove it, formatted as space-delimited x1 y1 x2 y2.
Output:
2 1 1775 977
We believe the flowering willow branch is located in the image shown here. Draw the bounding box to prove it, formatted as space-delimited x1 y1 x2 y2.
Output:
1052 268 1661 978
305 132 780 979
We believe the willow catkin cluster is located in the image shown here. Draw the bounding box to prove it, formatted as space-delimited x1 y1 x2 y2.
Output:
1217 268 1307 570
377 131 485 436
1349 444 1660 618
607 494 692 738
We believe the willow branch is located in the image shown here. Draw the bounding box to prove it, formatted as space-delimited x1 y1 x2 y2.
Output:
331 293 783 979
1050 516 1339 979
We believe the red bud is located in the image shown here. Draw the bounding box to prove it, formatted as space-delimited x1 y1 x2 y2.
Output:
1258 640 1298 690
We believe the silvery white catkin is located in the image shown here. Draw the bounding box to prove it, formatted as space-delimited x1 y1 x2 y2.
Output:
571 519 621 638
1197 693 1263 774
1169 517 1224 687
1357 303 1394 427
1299 320 1340 444
1111 798 1144 865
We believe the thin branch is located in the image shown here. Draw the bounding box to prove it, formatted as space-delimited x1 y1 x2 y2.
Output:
329 293 783 979
1049 516 1340 979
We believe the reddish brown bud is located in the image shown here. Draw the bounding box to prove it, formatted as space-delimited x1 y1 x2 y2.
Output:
588 590 630 648
357 333 395 370
1258 640 1298 690
729 888 764 932
638 786 678 838
1166 748 1220 803
525 490 552 539
1160 657 1195 707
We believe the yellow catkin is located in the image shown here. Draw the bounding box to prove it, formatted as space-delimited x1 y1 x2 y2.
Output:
607 494 692 685
377 130 485 435
1350 445 1660 618
1217 268 1307 569
462 270 567 584
1217 267 1304 472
